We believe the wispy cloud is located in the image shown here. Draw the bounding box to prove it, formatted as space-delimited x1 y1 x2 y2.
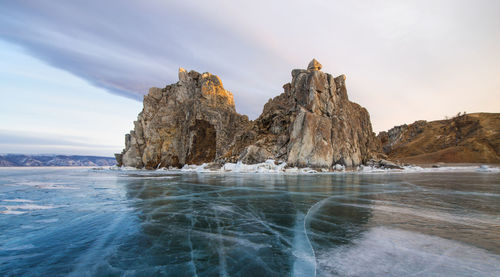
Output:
0 1 287 116
0 130 118 156
1 0 499 131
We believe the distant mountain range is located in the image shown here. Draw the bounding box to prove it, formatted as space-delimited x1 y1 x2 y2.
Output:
0 154 116 167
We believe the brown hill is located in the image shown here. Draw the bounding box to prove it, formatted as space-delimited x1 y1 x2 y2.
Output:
378 113 500 164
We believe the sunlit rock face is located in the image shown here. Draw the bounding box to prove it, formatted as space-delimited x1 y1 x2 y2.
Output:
117 69 250 169
117 60 381 169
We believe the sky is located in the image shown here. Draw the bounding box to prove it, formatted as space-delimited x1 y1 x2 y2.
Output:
1 0 499 156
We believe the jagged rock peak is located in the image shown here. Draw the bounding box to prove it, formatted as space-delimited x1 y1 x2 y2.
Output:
307 58 322 71
116 62 382 169
176 67 235 108
178 67 187 81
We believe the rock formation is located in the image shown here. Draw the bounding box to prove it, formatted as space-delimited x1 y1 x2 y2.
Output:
116 59 381 169
378 113 500 164
116 69 250 169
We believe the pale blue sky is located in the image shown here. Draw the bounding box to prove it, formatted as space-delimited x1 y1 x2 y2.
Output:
0 40 142 156
1 0 499 156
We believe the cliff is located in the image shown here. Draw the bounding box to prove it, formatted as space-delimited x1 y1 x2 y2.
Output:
378 113 500 164
116 59 381 169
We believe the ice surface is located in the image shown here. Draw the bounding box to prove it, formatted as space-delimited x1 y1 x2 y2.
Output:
316 227 500 276
5 181 78 189
291 212 316 277
0 244 35 251
2 199 34 202
477 165 500 172
0 203 56 215
35 218 59 223
0 209 26 215
1 167 499 276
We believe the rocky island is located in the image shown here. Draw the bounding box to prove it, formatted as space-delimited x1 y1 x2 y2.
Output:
116 59 381 169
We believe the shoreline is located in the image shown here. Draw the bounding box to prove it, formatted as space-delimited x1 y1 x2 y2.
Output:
402 162 500 168
1 163 498 174
109 161 500 174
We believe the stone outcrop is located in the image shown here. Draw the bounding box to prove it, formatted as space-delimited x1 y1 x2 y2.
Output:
117 60 381 169
378 113 500 164
116 69 250 169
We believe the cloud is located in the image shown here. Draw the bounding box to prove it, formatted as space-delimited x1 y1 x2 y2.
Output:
1 0 499 131
0 1 288 116
0 130 119 156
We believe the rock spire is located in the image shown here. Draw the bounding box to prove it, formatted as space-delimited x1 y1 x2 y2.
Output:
116 60 381 169
307 58 322 71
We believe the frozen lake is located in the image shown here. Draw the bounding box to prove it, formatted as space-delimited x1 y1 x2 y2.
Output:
1 167 499 276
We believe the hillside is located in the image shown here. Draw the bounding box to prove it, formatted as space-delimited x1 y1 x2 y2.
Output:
378 113 500 164
0 154 116 167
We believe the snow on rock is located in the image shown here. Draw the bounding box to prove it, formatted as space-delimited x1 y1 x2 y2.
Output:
109 162 499 174
222 160 288 173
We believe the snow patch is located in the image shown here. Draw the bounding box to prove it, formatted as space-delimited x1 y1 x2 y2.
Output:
179 160 319 174
110 161 499 175
357 164 500 174
333 164 345 171
181 163 213 173
222 160 288 173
